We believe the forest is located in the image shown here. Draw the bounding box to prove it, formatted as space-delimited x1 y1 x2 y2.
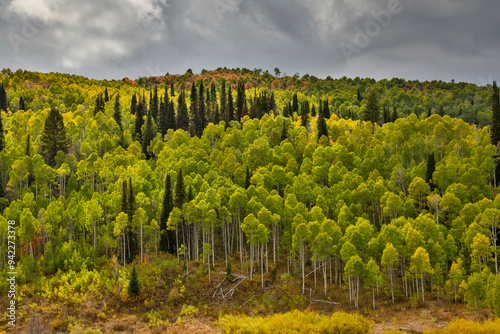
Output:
0 67 500 333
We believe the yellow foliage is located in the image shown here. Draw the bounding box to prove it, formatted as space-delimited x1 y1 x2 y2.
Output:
424 318 500 334
219 310 372 334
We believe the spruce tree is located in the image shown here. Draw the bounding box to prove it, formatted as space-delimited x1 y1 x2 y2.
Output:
127 177 138 261
0 84 7 111
363 90 380 124
427 108 431 118
245 166 251 189
142 108 156 159
19 97 25 111
311 104 316 117
292 93 298 114
160 174 173 253
391 106 398 122
130 94 137 115
40 107 69 167
220 80 227 125
177 91 189 131
0 109 4 152
317 108 328 142
283 104 289 118
113 94 123 131
383 106 390 123
128 265 140 296
25 134 31 157
170 82 175 97
227 85 234 125
134 95 145 142
121 180 128 214
491 81 500 146
158 94 167 137
210 82 217 122
236 81 245 122
175 169 185 209
151 87 159 122
198 80 206 136
357 88 363 102
270 92 277 115
323 99 330 119
189 83 198 136
300 100 309 127
104 87 109 103
94 93 105 115
166 101 176 132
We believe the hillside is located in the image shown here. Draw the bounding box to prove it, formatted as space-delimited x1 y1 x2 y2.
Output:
0 68 500 333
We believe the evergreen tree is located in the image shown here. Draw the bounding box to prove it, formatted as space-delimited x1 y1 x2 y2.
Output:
127 177 138 261
151 87 159 122
292 93 298 114
167 101 176 132
130 94 137 115
270 92 277 115
19 97 25 111
426 154 436 190
198 80 206 136
175 169 185 209
281 124 288 142
311 104 316 117
210 82 217 122
160 174 174 253
142 108 156 159
213 102 220 124
363 90 380 124
40 107 69 167
317 109 328 142
0 109 4 152
283 104 289 118
383 106 390 123
357 88 363 102
0 84 7 111
391 106 398 122
94 93 105 115
113 94 123 131
220 80 227 126
245 166 251 189
25 134 31 157
128 265 140 296
177 91 189 131
236 82 245 122
170 82 175 97
323 99 330 119
427 108 431 118
104 87 109 103
189 82 198 136
158 94 167 136
491 81 500 146
227 85 234 125
134 94 145 142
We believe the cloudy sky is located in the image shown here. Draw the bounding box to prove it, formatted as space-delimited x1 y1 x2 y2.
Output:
0 0 498 85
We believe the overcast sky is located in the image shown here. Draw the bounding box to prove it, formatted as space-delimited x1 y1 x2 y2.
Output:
0 0 498 85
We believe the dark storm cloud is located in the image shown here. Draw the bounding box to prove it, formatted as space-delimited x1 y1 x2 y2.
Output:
0 0 498 84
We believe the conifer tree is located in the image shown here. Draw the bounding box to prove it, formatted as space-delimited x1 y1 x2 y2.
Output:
491 81 500 146
245 166 251 189
383 106 390 123
160 174 173 253
127 177 138 261
317 109 328 142
40 107 69 167
19 96 25 111
142 108 156 159
0 84 7 111
357 88 363 102
363 90 380 124
235 81 245 122
0 109 4 152
210 82 217 122
311 104 316 117
130 94 137 115
281 124 288 142
227 85 234 125
25 134 31 157
94 93 105 115
151 87 159 122
170 82 175 97
198 80 206 136
427 108 431 118
175 169 185 209
177 91 189 131
189 83 198 136
167 101 176 132
391 106 398 122
104 87 109 103
270 92 277 115
283 104 289 118
113 94 123 131
134 95 145 142
323 99 330 119
158 94 167 136
300 100 309 127
121 180 128 214
292 93 298 114
220 80 227 125
128 265 140 296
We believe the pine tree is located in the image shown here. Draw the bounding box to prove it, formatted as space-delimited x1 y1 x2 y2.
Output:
226 85 234 125
160 174 174 253
300 100 309 127
363 90 380 124
198 80 206 136
323 99 330 119
94 93 105 115
426 154 436 190
236 82 246 119
292 93 298 114
167 101 176 132
391 106 398 122
158 94 167 136
245 166 251 189
127 177 138 261
220 80 227 126
427 108 431 118
128 265 140 296
283 103 289 118
177 91 189 131
357 88 363 102
19 97 25 111
134 95 145 142
0 109 4 152
311 104 316 117
128 178 135 222
491 81 500 146
170 82 175 97
0 84 7 111
175 169 185 209
113 94 123 131
189 83 198 136
142 108 156 159
317 109 328 142
130 94 137 115
210 82 217 122
40 107 69 167
104 87 109 103
270 92 277 115
151 87 159 122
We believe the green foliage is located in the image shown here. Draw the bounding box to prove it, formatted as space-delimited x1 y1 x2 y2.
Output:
128 265 140 297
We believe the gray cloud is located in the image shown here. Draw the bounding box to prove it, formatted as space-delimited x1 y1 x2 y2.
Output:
0 0 498 84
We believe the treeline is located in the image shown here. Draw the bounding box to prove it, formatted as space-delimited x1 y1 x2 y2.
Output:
0 69 499 315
